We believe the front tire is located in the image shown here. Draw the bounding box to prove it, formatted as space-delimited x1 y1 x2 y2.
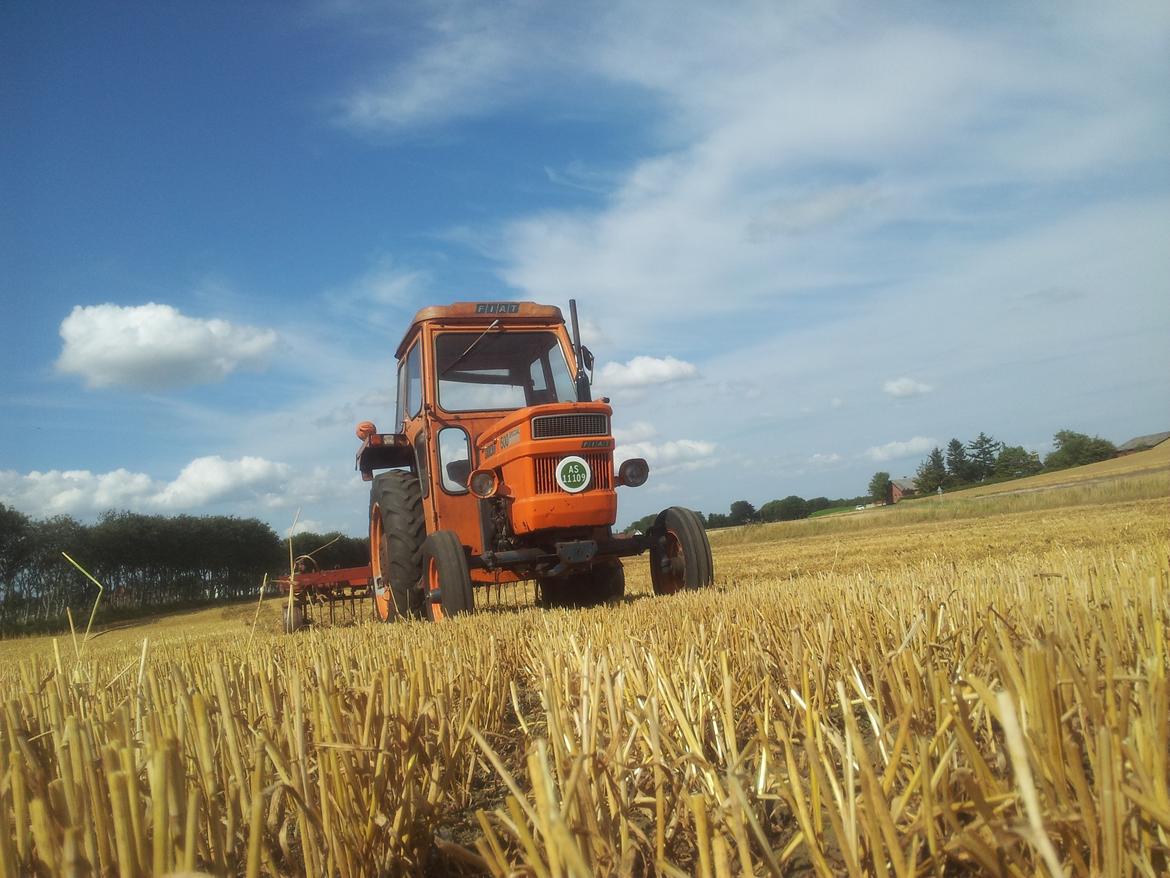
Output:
650 507 713 595
422 531 474 621
370 471 426 621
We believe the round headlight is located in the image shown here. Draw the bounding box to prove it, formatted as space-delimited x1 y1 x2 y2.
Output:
469 469 500 498
617 458 649 487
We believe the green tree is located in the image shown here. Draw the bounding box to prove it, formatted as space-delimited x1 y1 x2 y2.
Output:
289 531 369 570
0 503 30 582
995 445 1043 479
705 512 731 529
867 472 891 504
806 497 833 514
1044 430 1116 470
760 496 810 522
915 448 948 494
777 495 810 521
729 500 759 525
945 438 973 484
966 433 1001 481
625 513 657 535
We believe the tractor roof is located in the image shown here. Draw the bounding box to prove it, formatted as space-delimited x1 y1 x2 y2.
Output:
395 301 564 359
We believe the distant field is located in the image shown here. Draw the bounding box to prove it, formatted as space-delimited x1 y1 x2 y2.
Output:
711 443 1168 551
807 504 857 517
937 438 1170 498
1 453 1167 876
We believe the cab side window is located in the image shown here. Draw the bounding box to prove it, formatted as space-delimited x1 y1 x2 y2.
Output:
395 358 408 430
396 342 424 429
406 343 422 418
438 427 471 494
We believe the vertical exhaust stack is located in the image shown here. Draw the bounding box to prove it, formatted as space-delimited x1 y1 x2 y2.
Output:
569 299 592 402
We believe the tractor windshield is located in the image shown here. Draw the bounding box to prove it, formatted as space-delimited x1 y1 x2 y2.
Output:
435 331 578 412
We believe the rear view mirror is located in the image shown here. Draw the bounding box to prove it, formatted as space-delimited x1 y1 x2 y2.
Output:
581 345 595 385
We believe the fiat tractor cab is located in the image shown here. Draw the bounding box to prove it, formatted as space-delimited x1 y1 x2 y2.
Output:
355 300 713 621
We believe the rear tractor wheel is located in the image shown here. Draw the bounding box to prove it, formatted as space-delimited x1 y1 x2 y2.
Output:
422 531 474 622
649 507 714 595
370 471 426 621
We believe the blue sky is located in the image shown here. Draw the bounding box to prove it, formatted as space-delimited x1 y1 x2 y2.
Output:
2 0 1168 536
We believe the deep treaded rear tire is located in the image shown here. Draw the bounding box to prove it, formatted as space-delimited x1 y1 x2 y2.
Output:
370 471 426 620
422 531 474 621
650 507 714 595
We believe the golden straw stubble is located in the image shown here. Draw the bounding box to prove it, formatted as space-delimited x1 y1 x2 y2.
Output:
0 493 1166 876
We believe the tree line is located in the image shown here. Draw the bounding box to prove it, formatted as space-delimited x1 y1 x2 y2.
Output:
626 492 872 533
0 505 367 635
868 428 1117 501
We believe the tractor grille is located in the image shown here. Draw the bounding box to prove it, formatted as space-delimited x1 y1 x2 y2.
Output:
534 453 614 494
531 413 609 439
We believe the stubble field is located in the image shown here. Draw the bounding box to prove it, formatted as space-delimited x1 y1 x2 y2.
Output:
1 451 1167 877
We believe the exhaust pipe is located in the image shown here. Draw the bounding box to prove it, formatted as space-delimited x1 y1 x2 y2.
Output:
569 299 592 402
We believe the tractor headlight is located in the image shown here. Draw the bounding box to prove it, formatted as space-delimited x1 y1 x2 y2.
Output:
617 458 649 487
469 469 500 498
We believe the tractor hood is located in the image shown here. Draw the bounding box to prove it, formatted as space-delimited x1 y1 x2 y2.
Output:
473 400 618 535
475 401 614 467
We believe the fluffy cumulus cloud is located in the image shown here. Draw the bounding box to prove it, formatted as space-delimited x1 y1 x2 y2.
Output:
0 455 293 519
615 438 717 474
612 421 657 443
882 377 933 398
153 456 291 509
596 355 698 390
57 303 277 390
865 437 936 463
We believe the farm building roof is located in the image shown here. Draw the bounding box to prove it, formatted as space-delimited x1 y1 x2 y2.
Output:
892 478 918 490
1116 431 1170 452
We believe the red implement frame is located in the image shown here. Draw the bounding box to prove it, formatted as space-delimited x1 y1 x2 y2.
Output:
274 564 373 632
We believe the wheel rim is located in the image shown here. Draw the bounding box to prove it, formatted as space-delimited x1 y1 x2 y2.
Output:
370 507 393 621
657 529 685 594
427 556 445 621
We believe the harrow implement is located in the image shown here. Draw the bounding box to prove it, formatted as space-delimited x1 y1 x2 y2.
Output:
274 564 372 632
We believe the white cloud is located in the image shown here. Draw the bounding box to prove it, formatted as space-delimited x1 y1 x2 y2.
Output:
578 316 609 349
748 184 885 238
353 264 430 307
336 2 536 132
809 452 841 465
154 456 291 509
0 455 293 518
596 355 698 389
615 438 717 474
57 303 277 390
865 437 936 463
286 518 324 538
882 377 934 398
830 397 844 409
452 3 1170 357
613 421 657 443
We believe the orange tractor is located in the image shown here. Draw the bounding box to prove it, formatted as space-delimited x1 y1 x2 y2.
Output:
354 300 714 621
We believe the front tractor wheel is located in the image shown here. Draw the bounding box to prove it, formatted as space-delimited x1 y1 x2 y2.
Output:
370 471 426 622
422 531 474 622
650 507 714 595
